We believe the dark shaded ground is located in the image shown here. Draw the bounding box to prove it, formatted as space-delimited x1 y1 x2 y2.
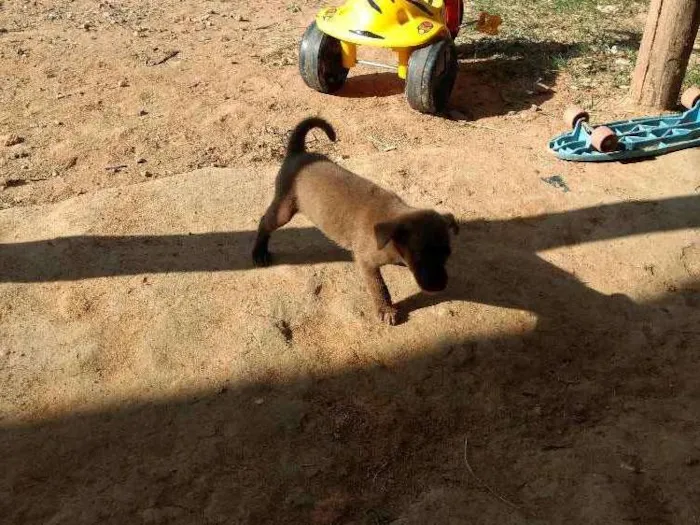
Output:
1 282 699 524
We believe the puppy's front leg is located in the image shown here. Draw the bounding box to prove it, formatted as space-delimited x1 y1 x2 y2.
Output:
358 262 398 325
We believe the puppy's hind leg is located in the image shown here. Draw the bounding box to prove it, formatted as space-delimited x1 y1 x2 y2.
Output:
252 196 297 267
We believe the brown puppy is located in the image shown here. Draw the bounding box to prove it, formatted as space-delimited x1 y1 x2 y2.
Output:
252 118 458 325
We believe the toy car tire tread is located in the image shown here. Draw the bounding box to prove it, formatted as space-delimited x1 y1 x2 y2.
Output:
405 38 458 114
299 22 349 94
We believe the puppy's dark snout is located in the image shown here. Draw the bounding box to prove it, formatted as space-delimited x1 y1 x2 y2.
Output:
416 267 448 293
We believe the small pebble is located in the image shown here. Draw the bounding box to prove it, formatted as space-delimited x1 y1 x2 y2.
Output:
4 134 24 147
118 79 129 88
138 108 148 116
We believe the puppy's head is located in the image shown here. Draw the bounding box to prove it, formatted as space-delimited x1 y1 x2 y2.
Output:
375 211 459 293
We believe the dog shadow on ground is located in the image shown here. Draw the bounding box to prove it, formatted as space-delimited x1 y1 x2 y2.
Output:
1 195 699 523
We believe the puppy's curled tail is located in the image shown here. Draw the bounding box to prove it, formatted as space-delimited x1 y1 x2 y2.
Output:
287 117 336 156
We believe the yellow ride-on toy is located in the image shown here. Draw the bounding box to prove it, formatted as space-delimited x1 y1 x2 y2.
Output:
299 0 464 114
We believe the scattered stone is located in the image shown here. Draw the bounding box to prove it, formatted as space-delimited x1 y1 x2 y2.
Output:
118 78 129 88
275 319 293 343
64 156 78 169
136 157 147 164
82 22 91 30
680 244 700 278
105 164 128 173
530 104 541 112
138 108 148 116
368 135 396 152
4 134 24 147
541 175 570 193
142 170 153 177
238 15 250 22
254 397 265 405
620 461 644 473
54 120 64 126
597 5 619 15
146 49 179 66
3 179 27 189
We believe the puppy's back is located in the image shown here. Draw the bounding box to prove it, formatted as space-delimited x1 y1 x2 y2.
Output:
294 161 408 250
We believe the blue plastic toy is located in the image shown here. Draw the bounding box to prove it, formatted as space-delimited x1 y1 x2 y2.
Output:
549 86 700 162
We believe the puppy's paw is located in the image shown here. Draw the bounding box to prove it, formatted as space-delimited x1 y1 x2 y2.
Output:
252 248 272 267
377 305 399 326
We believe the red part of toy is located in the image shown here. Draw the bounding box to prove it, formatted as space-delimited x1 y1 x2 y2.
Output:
444 0 464 39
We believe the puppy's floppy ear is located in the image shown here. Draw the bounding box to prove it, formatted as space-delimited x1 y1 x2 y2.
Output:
375 220 407 250
442 213 459 235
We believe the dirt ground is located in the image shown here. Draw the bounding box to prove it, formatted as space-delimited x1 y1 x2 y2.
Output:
2 1 700 524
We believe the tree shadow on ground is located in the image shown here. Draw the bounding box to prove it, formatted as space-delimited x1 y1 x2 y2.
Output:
1 195 697 286
1 284 698 524
450 32 642 119
1 194 699 524
450 39 582 118
322 33 643 120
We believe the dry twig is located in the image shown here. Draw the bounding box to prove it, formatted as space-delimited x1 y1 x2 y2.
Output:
463 436 522 513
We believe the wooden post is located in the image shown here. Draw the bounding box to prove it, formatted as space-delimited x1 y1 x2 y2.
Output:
630 0 700 109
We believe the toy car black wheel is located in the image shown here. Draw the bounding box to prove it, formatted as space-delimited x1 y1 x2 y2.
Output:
405 38 458 114
299 21 348 94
